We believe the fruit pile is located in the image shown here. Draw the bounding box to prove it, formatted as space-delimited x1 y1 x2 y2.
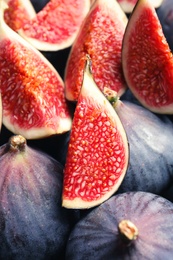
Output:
0 0 173 259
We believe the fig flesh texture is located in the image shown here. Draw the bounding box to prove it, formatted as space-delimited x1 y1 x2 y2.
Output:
4 0 36 31
64 0 128 101
0 135 74 259
117 0 163 13
122 0 173 114
104 88 173 194
65 191 173 259
18 0 90 51
62 57 129 209
0 1 72 139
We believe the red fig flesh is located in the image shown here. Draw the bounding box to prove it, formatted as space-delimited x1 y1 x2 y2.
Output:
62 57 129 209
122 0 173 113
65 0 128 101
0 1 72 139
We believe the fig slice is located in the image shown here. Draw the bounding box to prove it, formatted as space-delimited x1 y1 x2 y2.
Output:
62 56 129 209
4 0 36 31
18 0 90 51
64 0 128 102
0 0 72 139
122 0 173 114
117 0 163 13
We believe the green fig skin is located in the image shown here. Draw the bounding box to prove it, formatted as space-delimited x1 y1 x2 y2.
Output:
0 135 76 259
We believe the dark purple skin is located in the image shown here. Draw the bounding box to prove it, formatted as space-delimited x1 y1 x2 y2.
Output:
114 100 173 195
157 0 173 52
66 191 173 259
0 137 77 259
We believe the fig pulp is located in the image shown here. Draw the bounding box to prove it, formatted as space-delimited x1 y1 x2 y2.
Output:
0 135 74 259
4 0 36 31
62 57 129 209
122 0 173 114
104 88 173 195
65 192 173 259
0 0 72 139
18 0 91 51
64 0 128 101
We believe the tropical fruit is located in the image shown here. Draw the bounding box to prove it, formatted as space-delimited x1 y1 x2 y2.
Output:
65 191 173 259
122 0 173 114
117 0 163 13
18 0 90 51
64 0 128 101
0 135 75 259
104 88 173 195
4 0 36 31
62 56 129 209
0 0 72 139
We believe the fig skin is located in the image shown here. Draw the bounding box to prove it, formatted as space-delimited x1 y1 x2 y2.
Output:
113 99 173 195
0 135 76 259
157 0 173 52
65 191 173 259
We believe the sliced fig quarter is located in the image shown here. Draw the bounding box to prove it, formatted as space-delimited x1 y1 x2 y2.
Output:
122 0 173 114
0 0 72 139
18 0 90 51
65 0 128 101
62 56 129 209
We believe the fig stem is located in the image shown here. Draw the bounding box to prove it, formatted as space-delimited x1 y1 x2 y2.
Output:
118 219 138 244
8 135 26 152
103 87 119 108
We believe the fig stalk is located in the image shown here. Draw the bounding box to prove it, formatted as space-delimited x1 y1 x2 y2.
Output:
118 219 138 244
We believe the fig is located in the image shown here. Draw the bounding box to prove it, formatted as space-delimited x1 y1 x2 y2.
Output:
122 0 173 114
4 0 36 31
64 0 128 101
0 134 76 259
117 0 163 13
62 56 129 209
18 0 90 51
65 191 173 259
0 0 72 139
157 0 173 52
104 88 173 195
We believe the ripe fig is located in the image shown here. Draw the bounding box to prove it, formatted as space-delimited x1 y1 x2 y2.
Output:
122 0 173 114
65 191 173 259
104 88 173 195
65 0 128 101
62 56 129 209
0 135 75 259
18 0 90 51
157 0 173 52
0 0 72 139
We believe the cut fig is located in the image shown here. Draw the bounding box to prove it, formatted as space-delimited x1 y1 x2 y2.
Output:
0 134 75 259
18 0 90 51
117 0 163 13
104 88 173 194
4 0 36 31
64 0 128 101
0 1 72 139
122 0 173 114
62 57 129 209
65 191 173 259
